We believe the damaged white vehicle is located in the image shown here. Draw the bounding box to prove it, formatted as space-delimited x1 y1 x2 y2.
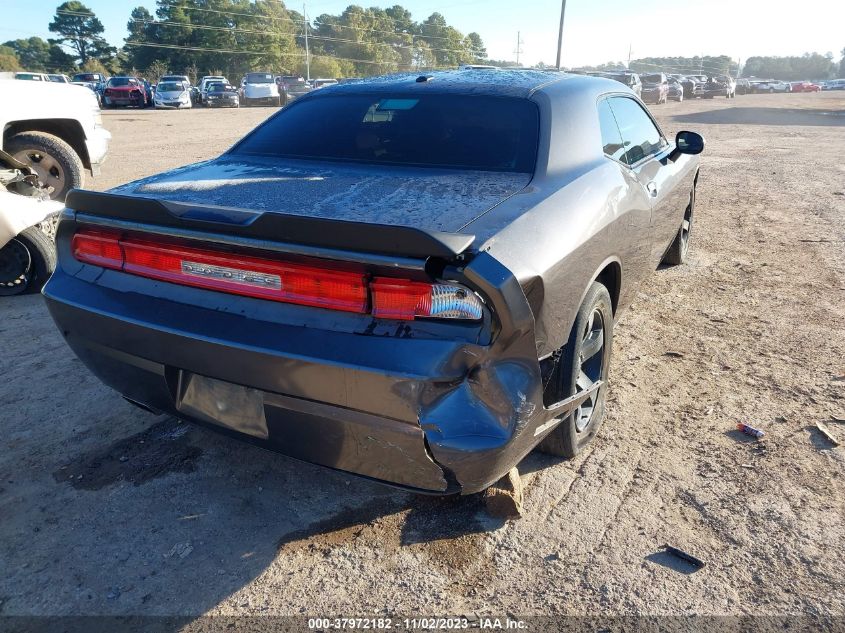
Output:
0 79 111 201
0 150 63 294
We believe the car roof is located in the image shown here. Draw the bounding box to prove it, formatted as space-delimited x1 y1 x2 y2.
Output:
313 69 583 98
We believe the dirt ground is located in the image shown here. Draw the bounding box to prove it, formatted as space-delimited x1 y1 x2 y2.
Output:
1 93 844 622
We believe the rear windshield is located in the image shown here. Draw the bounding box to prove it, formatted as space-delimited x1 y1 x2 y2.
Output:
246 73 274 83
108 78 137 87
233 94 539 173
158 82 184 92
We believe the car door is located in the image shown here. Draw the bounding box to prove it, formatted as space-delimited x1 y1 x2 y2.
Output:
597 97 653 289
607 95 688 266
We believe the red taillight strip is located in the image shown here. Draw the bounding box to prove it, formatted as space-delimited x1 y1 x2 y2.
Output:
71 231 123 270
370 278 431 320
71 229 484 321
72 230 368 313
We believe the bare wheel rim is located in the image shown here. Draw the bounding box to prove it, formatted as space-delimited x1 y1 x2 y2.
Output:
0 238 32 292
575 307 605 433
12 149 66 194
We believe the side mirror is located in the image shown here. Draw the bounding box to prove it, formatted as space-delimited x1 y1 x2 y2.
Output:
675 131 705 155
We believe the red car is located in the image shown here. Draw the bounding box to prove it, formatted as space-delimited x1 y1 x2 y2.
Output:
102 76 148 108
790 81 821 93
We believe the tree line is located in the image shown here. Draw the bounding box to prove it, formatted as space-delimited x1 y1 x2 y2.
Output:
577 53 844 80
1 2 843 83
0 0 488 81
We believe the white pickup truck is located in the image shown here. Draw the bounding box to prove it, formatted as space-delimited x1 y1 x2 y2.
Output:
0 79 111 200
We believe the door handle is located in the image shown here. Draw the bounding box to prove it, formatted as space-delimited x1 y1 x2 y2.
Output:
647 181 658 197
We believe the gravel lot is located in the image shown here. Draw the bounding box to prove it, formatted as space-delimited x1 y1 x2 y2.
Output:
2 93 844 621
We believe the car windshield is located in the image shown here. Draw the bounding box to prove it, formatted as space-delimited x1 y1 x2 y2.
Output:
246 73 274 84
210 84 235 92
17 74 41 80
108 78 136 87
233 94 539 173
158 82 184 92
72 73 98 82
642 74 663 84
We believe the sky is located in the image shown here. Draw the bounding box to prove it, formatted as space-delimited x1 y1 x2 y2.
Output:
2 0 843 69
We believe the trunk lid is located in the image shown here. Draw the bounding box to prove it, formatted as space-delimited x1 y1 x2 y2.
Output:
110 155 532 233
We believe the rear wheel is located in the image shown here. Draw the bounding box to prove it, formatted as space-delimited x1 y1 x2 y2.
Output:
0 226 56 296
537 282 613 458
6 131 84 202
663 187 695 266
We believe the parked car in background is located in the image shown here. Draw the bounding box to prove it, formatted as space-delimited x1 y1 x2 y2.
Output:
666 77 684 102
159 75 190 88
45 70 703 494
821 79 845 90
602 71 642 97
747 79 769 93
277 75 313 104
154 80 193 109
71 72 107 102
790 81 821 93
670 75 703 99
71 72 107 85
241 72 281 107
640 72 669 104
0 79 110 200
735 78 750 95
102 76 148 108
703 75 735 98
47 74 70 84
205 82 239 108
686 74 709 90
312 78 339 89
759 80 791 93
199 75 228 105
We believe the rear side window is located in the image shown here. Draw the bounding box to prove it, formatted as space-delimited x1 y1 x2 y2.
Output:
597 100 626 163
606 96 666 165
232 94 540 173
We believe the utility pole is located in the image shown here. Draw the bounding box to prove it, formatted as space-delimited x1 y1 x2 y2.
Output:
627 43 632 68
303 3 310 82
555 0 567 70
514 31 524 66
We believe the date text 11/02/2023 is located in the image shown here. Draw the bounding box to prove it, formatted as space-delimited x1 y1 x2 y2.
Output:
307 617 527 629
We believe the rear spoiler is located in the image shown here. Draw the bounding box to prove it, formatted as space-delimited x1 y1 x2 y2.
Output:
65 190 476 260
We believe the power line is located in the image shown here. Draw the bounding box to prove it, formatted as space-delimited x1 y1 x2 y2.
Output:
124 17 480 58
61 4 484 55
124 40 450 68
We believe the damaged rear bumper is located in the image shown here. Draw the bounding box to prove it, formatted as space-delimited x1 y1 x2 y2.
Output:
44 219 575 494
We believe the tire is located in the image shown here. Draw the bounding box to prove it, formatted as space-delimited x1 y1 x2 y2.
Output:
0 226 56 296
663 187 695 266
537 282 614 458
6 132 84 202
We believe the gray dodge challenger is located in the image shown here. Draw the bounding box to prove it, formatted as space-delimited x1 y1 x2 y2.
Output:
44 70 703 495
